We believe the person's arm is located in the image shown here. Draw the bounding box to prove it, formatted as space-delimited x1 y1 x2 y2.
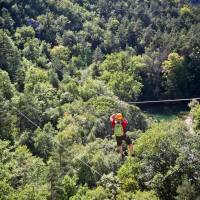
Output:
111 121 115 135
110 114 115 135
122 119 128 134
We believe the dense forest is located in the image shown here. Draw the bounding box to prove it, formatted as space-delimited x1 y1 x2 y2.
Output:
1 0 200 199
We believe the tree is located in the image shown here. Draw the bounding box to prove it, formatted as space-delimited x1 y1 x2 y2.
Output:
67 139 120 186
24 66 49 92
141 50 168 100
134 120 197 200
0 70 17 141
180 5 192 16
22 38 38 60
13 184 48 200
15 26 35 49
71 186 109 200
83 20 104 49
117 157 140 192
162 53 187 98
102 71 142 101
62 30 77 47
0 181 14 200
0 141 49 199
92 47 104 63
56 175 77 200
176 178 197 200
50 45 71 79
79 79 112 101
14 67 59 133
132 190 159 200
99 52 147 101
34 123 56 161
0 8 14 30
0 30 21 80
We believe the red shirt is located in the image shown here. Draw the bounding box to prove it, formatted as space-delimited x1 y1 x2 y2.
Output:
110 114 128 134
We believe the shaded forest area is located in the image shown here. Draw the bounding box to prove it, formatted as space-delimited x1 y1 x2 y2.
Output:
1 0 200 199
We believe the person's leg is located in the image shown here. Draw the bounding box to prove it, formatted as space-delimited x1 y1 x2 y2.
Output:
128 144 134 156
125 134 134 156
119 145 124 158
116 136 124 158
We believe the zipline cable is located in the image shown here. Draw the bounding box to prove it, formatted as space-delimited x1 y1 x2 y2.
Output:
51 64 200 105
13 102 115 173
127 97 200 105
12 106 40 129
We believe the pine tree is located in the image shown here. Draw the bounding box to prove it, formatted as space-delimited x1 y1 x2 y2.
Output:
0 30 21 80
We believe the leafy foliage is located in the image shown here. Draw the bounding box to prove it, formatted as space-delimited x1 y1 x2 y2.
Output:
1 0 200 199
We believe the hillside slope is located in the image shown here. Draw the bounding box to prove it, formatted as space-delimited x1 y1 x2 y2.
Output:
1 0 200 199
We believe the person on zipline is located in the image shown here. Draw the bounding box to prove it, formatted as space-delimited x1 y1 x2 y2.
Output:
110 113 133 159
